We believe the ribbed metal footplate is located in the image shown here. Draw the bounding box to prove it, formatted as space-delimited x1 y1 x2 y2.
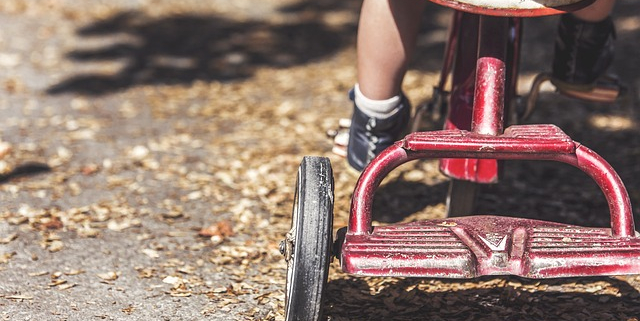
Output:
403 124 575 154
340 215 640 278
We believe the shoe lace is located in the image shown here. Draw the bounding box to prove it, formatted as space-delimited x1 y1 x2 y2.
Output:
365 118 378 161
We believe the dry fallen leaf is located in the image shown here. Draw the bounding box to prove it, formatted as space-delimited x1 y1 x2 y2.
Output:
28 271 48 277
59 283 77 290
135 267 156 279
198 221 235 245
169 291 192 297
0 252 16 264
0 233 17 244
0 160 10 175
0 141 12 159
162 275 183 286
97 271 119 281
48 279 67 287
212 287 229 294
122 306 135 314
47 240 64 252
81 164 99 175
42 216 64 230
199 221 234 237
107 218 141 231
129 145 150 160
141 248 161 259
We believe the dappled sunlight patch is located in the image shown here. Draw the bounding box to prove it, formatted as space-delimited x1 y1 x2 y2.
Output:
588 114 635 131
618 16 640 32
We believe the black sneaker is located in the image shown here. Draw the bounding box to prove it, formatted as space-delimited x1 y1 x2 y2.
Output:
346 91 411 172
552 14 616 90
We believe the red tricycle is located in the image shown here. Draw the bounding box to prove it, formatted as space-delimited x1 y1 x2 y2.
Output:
280 0 634 320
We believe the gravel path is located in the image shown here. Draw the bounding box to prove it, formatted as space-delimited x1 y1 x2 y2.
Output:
0 1 639 320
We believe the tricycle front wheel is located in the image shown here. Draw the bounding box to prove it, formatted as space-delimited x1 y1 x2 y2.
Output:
282 156 334 321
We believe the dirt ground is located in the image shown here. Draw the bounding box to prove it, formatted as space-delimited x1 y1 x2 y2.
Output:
0 0 640 320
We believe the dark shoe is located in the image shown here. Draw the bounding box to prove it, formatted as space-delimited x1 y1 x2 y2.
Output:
346 91 410 172
552 14 616 89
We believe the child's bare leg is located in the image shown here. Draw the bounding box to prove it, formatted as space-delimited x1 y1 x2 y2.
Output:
356 0 427 100
345 0 426 171
572 0 615 22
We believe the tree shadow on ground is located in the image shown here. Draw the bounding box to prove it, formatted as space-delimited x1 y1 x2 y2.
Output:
46 9 356 95
46 1 449 96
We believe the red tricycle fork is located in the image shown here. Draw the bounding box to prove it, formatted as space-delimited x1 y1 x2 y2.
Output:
414 11 524 216
436 12 521 185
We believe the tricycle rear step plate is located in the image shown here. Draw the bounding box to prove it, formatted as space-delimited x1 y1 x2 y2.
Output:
340 215 640 278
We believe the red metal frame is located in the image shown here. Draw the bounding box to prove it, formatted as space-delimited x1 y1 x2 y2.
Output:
341 125 638 278
348 126 633 237
440 14 511 183
338 1 639 280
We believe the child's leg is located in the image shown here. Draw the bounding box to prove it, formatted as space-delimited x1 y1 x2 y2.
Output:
357 0 427 100
346 0 426 171
572 0 615 22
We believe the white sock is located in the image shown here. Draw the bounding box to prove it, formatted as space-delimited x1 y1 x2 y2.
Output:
354 84 402 119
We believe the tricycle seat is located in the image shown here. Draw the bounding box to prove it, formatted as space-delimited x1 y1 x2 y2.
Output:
430 0 595 17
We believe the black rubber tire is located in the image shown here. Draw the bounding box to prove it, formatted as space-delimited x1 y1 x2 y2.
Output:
445 179 478 217
284 156 334 321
